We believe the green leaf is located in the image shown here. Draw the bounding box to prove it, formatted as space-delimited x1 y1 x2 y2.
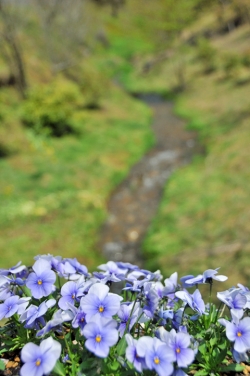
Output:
109 360 120 371
192 369 208 376
21 285 32 297
53 360 66 376
212 347 220 358
215 348 227 364
198 342 207 355
210 337 217 347
81 359 96 369
219 363 245 372
0 348 8 355
0 360 5 371
218 340 227 350
116 337 127 356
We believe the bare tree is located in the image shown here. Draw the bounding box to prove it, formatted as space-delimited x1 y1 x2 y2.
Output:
33 0 89 74
0 0 27 98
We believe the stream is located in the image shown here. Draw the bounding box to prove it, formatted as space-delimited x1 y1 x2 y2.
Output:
99 94 199 267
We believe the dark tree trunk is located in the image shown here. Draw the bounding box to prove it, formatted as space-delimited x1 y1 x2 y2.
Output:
0 0 27 98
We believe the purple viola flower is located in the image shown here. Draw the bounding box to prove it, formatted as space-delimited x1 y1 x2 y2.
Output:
163 272 178 295
233 349 249 363
93 271 121 284
0 271 26 299
0 275 25 298
117 302 140 337
35 255 80 280
140 269 163 282
50 257 87 280
153 281 165 299
175 289 206 317
80 283 122 322
63 258 89 279
238 288 250 309
167 329 195 368
34 254 59 263
0 261 27 276
57 260 76 278
0 285 12 301
20 305 46 330
20 337 61 376
125 270 161 292
172 308 185 331
238 283 250 293
0 275 12 300
123 280 142 293
219 311 250 353
20 299 56 330
36 255 64 274
62 354 70 363
183 268 227 286
123 270 158 292
82 316 118 358
143 282 160 319
72 307 87 333
96 261 127 282
26 259 56 299
66 302 87 333
125 334 147 372
0 295 30 320
217 288 247 312
157 306 174 325
58 280 85 310
126 270 147 283
37 309 74 337
136 336 174 376
116 261 139 271
180 275 196 288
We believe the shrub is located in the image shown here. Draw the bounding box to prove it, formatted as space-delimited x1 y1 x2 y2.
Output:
21 79 83 137
65 63 107 110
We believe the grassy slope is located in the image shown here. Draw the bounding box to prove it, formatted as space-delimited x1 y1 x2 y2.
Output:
0 0 171 269
0 0 158 271
143 17 250 287
0 84 153 268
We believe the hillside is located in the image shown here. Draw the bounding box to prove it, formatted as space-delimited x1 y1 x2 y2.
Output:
0 0 250 289
141 8 250 288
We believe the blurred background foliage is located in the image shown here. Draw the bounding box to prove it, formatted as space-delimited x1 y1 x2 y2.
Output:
0 0 250 287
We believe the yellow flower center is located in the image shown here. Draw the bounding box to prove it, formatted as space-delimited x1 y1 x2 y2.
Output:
36 359 41 366
72 294 75 299
98 305 104 313
176 347 181 353
37 279 43 285
237 331 242 337
95 335 102 343
154 356 160 364
80 317 85 322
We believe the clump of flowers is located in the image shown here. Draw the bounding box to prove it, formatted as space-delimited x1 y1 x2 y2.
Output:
0 256 249 376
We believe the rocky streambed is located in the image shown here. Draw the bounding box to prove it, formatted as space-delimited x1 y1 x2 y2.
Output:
99 94 200 267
